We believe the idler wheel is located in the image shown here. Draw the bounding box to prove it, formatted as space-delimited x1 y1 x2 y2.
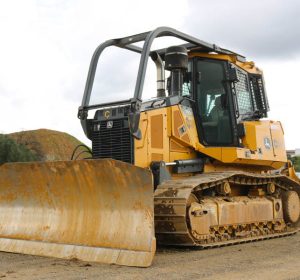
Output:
282 191 300 224
217 181 231 195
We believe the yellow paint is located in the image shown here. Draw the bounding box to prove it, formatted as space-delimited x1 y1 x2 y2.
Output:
135 103 287 172
240 120 286 164
134 108 170 168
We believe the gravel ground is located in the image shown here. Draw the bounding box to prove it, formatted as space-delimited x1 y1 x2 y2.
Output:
0 233 300 280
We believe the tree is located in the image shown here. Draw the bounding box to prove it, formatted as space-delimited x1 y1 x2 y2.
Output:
291 156 300 172
0 134 38 163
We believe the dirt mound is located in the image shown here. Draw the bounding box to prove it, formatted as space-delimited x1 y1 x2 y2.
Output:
8 129 90 161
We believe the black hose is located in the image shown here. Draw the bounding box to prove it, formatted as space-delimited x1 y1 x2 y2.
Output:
74 150 92 160
71 144 92 160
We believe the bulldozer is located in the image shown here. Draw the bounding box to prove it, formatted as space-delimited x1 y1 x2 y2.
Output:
0 27 300 267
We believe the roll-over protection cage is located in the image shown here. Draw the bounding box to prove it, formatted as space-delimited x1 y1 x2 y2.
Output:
78 26 245 138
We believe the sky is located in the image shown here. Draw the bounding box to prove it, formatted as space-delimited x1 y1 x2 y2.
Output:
0 0 299 149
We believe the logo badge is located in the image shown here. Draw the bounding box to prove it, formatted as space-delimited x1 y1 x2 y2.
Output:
264 137 272 150
104 110 110 119
107 121 113 129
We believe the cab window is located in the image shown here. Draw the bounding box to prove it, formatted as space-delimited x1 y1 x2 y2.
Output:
182 61 192 97
196 59 233 145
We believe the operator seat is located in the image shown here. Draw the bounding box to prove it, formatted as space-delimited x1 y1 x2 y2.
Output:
207 94 232 143
209 95 223 121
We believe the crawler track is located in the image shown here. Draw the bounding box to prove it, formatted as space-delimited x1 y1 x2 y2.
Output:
154 171 300 247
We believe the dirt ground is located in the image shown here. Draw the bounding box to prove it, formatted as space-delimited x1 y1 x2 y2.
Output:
0 233 300 280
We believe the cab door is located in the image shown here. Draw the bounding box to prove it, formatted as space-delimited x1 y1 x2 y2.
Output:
194 58 237 146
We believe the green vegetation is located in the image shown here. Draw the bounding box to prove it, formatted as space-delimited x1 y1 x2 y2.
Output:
0 134 38 163
291 156 300 172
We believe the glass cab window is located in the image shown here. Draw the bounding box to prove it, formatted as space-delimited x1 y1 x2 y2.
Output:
182 61 192 97
196 59 233 145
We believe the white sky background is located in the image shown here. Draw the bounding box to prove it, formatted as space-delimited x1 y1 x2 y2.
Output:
0 0 299 149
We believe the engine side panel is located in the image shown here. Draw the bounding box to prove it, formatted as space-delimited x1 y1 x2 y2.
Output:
135 104 287 170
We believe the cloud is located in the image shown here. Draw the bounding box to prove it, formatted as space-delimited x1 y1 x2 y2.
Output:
185 0 300 60
0 0 189 143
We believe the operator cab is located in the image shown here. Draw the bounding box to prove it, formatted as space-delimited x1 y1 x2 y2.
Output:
162 49 269 149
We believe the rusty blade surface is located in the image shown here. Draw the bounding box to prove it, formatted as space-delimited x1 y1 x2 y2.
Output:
0 159 155 267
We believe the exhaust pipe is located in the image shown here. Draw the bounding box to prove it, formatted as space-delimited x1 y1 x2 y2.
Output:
151 52 165 98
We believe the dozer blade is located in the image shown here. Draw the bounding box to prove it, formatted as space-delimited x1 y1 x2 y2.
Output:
0 159 155 267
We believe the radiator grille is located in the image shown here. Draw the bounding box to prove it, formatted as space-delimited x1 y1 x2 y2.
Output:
92 118 134 164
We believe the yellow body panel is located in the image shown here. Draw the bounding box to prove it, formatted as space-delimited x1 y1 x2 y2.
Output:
135 107 197 168
135 104 287 171
241 120 287 162
135 108 170 168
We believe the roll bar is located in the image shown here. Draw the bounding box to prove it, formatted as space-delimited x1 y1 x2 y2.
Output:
78 27 244 138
